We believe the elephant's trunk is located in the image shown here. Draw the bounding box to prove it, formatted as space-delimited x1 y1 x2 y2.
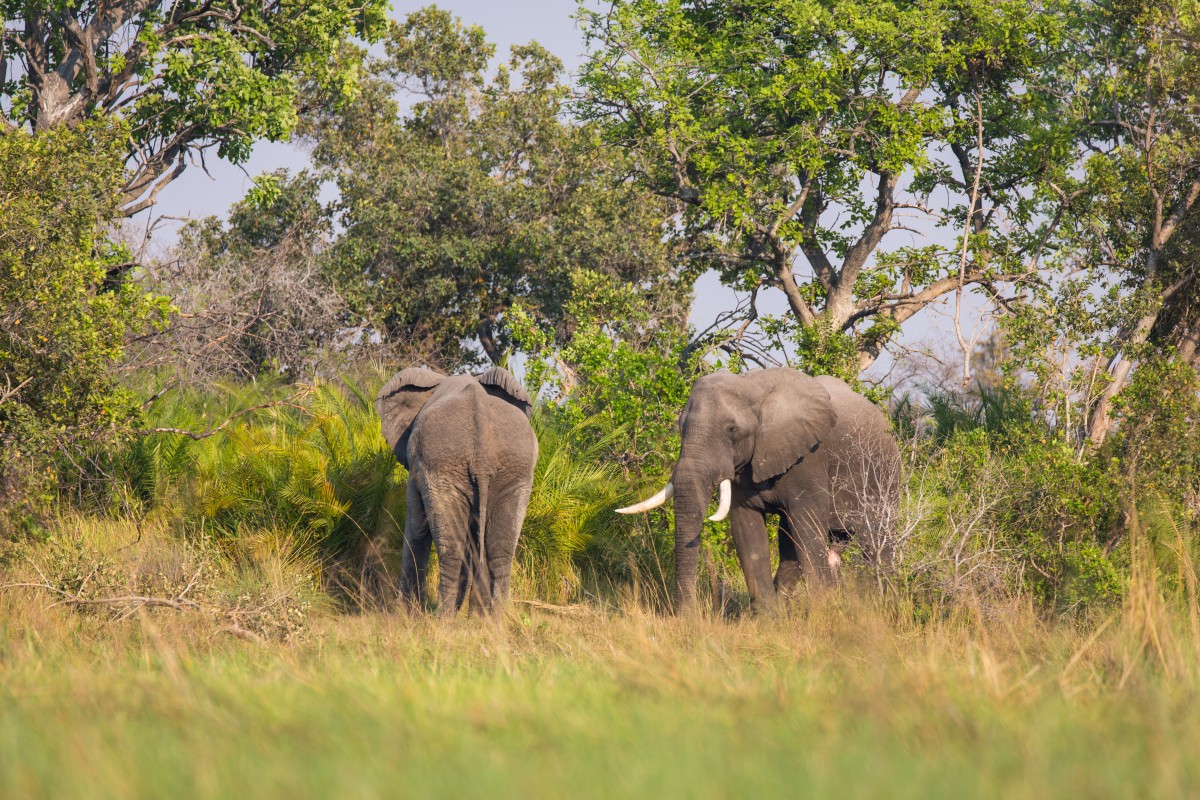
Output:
669 457 728 615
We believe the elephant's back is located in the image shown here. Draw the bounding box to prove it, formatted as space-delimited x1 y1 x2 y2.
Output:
815 377 898 455
815 376 901 528
409 378 536 478
476 394 538 476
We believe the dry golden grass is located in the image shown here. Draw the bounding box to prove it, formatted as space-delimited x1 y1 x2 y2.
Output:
1 515 1199 798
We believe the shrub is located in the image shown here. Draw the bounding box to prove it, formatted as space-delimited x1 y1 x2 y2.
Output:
509 268 700 478
0 122 171 536
897 386 1125 612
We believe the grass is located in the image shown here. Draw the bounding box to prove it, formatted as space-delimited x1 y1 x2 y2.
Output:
2 517 1200 798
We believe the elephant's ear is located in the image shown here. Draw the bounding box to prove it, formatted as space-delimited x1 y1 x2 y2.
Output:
375 367 445 461
751 370 838 483
476 367 533 418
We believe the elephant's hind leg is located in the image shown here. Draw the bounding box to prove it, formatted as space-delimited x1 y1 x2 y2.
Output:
481 482 533 612
465 511 492 616
780 500 835 590
454 557 471 613
775 514 803 596
423 479 473 618
400 479 432 609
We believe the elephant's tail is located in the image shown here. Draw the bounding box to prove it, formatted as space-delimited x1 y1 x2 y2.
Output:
472 471 490 586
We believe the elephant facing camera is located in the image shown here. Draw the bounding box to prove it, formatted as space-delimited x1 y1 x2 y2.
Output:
617 367 901 615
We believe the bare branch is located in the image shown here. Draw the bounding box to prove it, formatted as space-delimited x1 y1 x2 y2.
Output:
133 389 314 440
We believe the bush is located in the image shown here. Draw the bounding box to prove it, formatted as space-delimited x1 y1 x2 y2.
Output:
897 386 1126 612
510 268 701 478
104 379 404 605
0 122 171 536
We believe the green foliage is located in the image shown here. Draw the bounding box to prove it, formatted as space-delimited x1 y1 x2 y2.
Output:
167 382 401 560
510 270 702 477
521 413 661 602
1003 0 1200 442
0 123 171 534
2 0 388 213
1109 357 1200 507
995 430 1124 609
924 383 1034 443
904 390 1126 612
579 0 1073 372
303 6 682 369
764 315 866 385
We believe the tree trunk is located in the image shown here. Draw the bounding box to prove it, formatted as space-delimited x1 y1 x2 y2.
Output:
477 317 502 365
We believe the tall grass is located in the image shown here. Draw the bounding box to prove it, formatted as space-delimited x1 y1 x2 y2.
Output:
3 511 1200 798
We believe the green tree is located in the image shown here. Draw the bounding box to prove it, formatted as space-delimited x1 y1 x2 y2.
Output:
0 122 170 529
510 269 702 477
302 7 684 369
1060 0 1200 444
579 0 1074 375
0 0 387 214
997 0 1200 446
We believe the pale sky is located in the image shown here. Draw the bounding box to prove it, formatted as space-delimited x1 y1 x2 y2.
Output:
143 0 974 386
147 1 588 225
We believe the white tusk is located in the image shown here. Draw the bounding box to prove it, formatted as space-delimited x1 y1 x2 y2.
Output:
616 483 674 514
828 549 842 573
708 479 732 522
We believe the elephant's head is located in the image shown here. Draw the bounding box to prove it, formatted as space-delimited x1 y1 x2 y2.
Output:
376 366 532 468
617 368 836 612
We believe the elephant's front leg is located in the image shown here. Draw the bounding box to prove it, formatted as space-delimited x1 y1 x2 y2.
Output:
728 504 778 612
400 479 432 609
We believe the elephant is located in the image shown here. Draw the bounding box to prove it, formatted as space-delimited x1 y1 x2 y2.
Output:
376 366 537 616
617 368 901 615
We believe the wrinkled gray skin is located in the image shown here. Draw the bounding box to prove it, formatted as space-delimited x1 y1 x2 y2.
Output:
376 367 537 616
665 368 901 615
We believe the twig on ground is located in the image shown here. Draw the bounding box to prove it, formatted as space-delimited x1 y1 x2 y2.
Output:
219 624 267 645
0 581 201 612
512 599 592 617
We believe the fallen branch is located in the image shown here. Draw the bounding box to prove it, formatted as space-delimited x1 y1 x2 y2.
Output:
219 624 267 645
0 582 201 612
2 565 205 615
511 599 593 617
0 375 32 404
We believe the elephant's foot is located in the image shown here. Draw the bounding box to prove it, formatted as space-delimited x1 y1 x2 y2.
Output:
774 561 802 598
747 585 782 616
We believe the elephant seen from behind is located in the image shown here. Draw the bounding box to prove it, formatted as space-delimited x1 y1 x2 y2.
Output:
618 368 901 615
376 366 537 616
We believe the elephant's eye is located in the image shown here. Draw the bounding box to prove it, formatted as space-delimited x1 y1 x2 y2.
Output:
726 423 738 435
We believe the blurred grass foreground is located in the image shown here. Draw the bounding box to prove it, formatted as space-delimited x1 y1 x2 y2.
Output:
2 509 1200 798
